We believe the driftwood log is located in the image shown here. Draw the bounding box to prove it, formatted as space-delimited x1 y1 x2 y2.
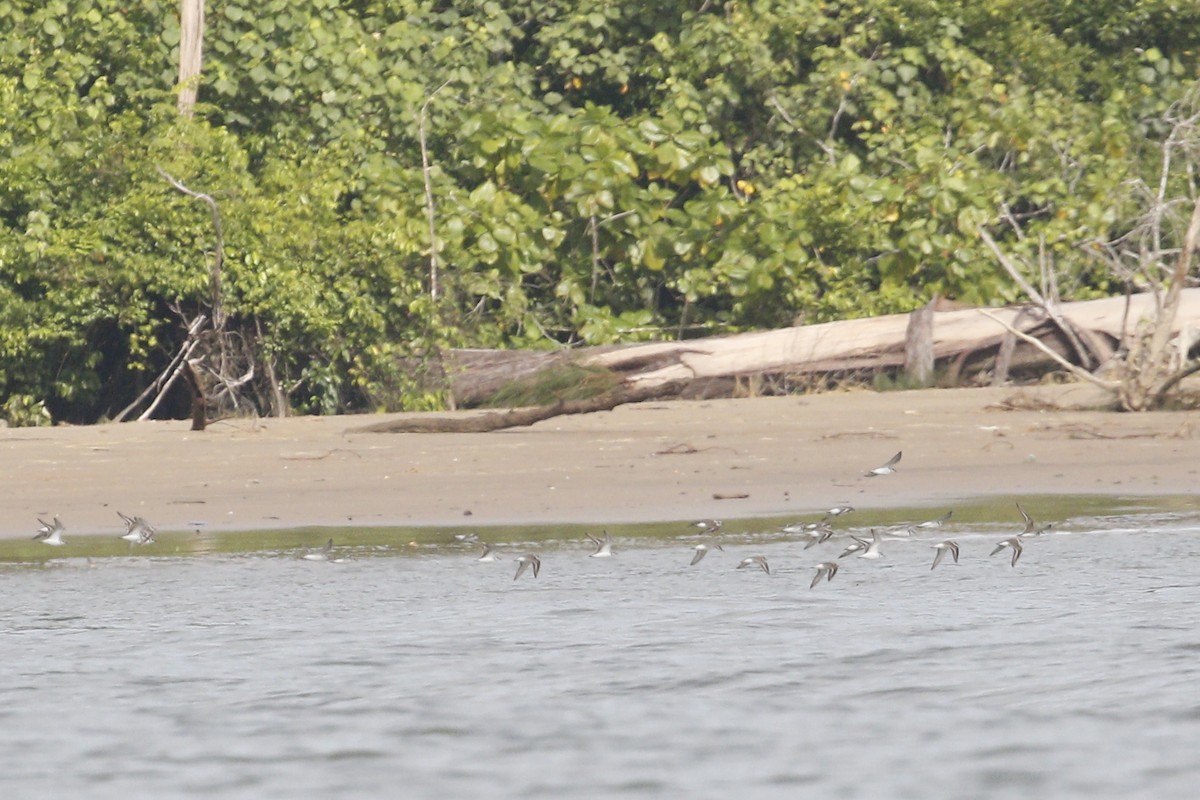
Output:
358 290 1200 434
351 379 690 434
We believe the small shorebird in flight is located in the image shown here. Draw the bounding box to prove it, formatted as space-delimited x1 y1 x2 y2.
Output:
930 539 960 570
783 521 834 549
801 529 834 550
587 531 614 558
810 561 839 589
915 510 953 530
1016 503 1052 537
477 543 499 562
736 555 770 575
302 539 335 561
693 519 723 533
513 554 541 580
844 527 883 561
856 530 884 559
990 536 1024 567
864 451 902 477
690 542 723 565
823 505 855 520
117 511 156 545
453 532 480 544
839 538 867 559
33 517 66 546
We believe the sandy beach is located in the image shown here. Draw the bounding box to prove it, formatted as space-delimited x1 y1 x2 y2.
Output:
2 383 1197 539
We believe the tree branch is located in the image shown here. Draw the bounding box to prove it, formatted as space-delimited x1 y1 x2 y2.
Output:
157 167 225 330
977 309 1120 390
978 226 1095 367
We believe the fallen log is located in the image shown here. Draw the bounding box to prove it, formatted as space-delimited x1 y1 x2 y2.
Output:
351 379 690 434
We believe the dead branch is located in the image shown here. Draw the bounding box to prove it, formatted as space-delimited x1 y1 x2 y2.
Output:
978 226 1095 367
113 314 207 422
156 167 225 330
977 309 1120 390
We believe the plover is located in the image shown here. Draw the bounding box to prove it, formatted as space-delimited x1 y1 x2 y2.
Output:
690 542 724 565
117 511 156 545
33 517 66 546
302 539 334 561
810 561 839 588
863 451 902 477
736 555 770 575
930 539 960 570
513 554 541 580
1016 503 1052 537
477 543 499 562
587 530 614 558
693 519 723 533
453 532 480 544
990 536 1024 567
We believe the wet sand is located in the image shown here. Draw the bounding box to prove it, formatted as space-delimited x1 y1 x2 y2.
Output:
2 384 1197 539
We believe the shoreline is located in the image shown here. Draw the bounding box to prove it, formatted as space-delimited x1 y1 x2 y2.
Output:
2 384 1198 540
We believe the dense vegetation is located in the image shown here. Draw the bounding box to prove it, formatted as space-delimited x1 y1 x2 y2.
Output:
1 0 1198 423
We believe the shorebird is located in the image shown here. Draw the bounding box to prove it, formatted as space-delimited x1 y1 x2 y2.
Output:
693 519 723 533
857 529 884 559
302 539 334 561
915 510 953 529
823 505 855 520
453 532 480 544
810 561 839 589
587 531 614 558
864 451 902 477
477 543 499 562
513 554 541 580
33 517 66 546
117 511 156 545
736 555 770 575
930 539 960 570
802 528 834 549
784 521 834 548
1016 503 1052 537
839 538 867 559
690 542 723 565
990 536 1024 567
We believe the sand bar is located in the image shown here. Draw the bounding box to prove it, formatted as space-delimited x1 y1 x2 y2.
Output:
2 384 1197 539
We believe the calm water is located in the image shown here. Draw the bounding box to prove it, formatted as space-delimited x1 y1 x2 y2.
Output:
3 511 1200 799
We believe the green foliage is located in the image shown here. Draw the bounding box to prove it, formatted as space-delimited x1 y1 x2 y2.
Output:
486 362 621 408
0 0 1198 422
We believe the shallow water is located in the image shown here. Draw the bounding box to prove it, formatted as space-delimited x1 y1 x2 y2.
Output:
3 510 1200 799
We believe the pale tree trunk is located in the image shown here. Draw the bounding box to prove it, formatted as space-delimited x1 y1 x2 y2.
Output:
178 0 204 116
904 297 936 386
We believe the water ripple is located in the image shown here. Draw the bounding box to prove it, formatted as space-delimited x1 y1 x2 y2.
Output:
1 521 1199 798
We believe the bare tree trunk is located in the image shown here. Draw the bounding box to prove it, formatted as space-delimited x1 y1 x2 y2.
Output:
418 82 449 301
183 360 207 431
904 297 936 386
177 0 204 116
